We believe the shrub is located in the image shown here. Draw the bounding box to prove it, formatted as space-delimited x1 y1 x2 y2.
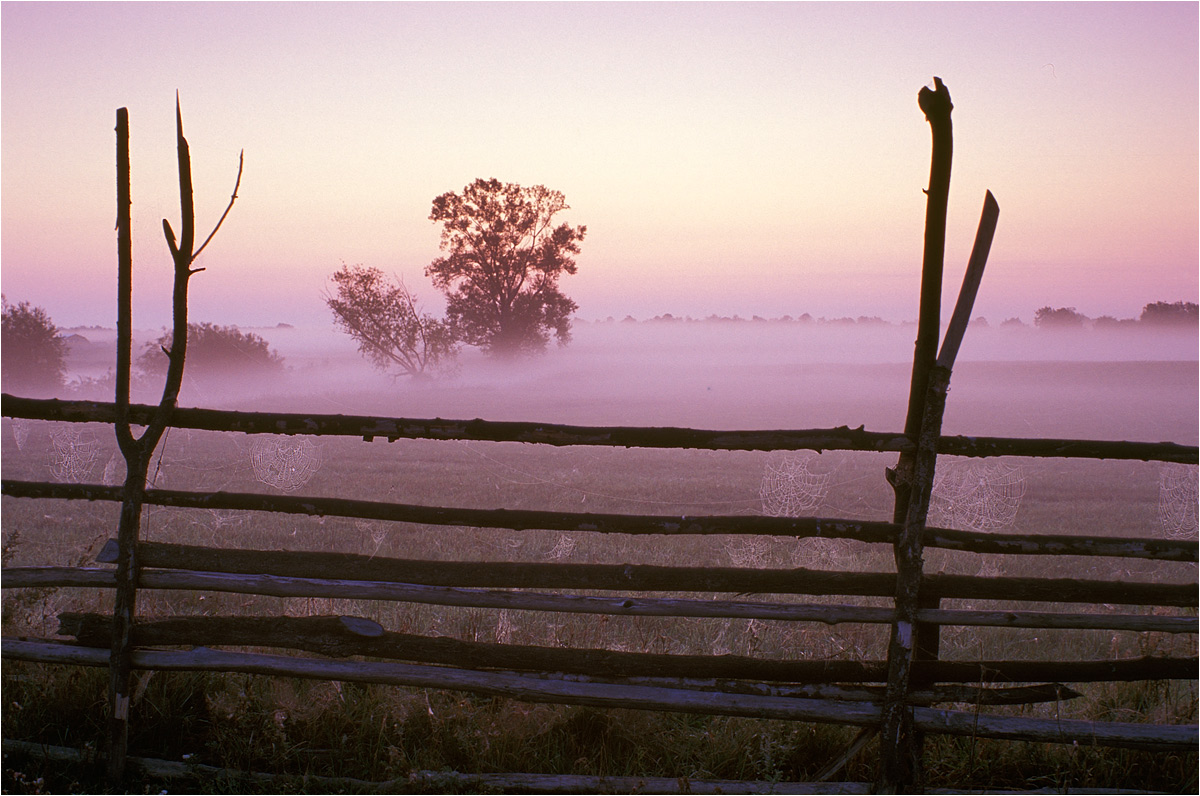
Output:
1 295 67 397
138 322 284 380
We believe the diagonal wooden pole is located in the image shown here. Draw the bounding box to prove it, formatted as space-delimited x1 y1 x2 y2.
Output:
878 190 999 792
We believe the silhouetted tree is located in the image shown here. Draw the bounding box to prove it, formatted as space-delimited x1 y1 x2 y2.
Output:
427 178 586 357
138 322 283 379
326 264 459 379
1 295 67 396
1033 306 1086 329
1139 301 1198 326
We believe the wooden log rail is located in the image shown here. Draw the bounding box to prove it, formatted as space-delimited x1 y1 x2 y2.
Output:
53 614 1085 706
5 639 1196 753
91 539 1196 608
106 540 1200 603
4 395 1197 462
4 481 1196 562
6 564 1195 633
55 613 1199 686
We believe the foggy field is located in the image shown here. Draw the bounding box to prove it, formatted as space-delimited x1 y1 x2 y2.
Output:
4 320 1196 789
61 319 1200 439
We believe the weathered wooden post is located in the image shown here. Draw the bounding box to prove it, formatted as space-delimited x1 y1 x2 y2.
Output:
107 99 241 782
877 77 954 792
878 74 999 791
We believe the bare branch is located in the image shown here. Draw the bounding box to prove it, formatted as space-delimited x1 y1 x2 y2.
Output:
192 149 244 261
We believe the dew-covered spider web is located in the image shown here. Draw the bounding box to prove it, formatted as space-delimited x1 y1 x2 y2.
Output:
546 534 578 560
928 459 1026 531
353 519 389 557
1158 463 1198 539
102 455 124 486
760 453 831 517
48 424 100 482
9 419 32 451
249 436 322 492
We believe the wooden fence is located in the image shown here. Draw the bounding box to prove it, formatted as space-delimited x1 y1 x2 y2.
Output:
2 81 1198 793
4 394 1196 791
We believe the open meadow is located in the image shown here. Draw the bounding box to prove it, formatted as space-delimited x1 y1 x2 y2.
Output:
3 320 1197 791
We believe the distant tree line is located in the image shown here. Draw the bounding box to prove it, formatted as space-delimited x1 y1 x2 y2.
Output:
1034 301 1198 330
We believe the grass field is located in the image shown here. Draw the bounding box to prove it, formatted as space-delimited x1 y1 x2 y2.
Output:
2 350 1197 792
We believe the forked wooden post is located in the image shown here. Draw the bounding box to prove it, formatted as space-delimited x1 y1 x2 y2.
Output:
106 100 241 783
878 76 999 792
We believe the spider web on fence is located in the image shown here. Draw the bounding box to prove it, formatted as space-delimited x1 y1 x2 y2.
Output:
759 453 831 517
928 459 1026 532
249 436 322 492
546 534 578 560
48 425 100 482
102 455 123 486
1159 463 1198 539
9 419 32 451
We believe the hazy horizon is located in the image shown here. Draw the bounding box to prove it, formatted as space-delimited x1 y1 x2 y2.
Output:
2 3 1197 330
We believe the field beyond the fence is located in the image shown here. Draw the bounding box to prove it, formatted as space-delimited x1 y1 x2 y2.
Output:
3 332 1197 792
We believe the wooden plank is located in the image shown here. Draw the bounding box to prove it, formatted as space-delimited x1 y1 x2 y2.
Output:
4 395 1196 464
4 640 1194 751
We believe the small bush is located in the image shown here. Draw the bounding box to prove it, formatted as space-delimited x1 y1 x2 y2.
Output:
138 322 284 381
1 295 67 397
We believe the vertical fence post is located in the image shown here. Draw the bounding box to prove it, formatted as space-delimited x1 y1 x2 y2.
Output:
879 367 949 791
879 77 954 792
105 99 242 784
898 76 954 467
107 107 144 783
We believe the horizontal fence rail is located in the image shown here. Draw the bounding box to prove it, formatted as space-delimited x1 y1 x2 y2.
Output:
4 395 1198 462
4 480 1197 562
6 566 1195 633
53 613 1200 685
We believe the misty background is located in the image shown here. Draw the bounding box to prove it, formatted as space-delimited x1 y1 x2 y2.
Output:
57 317 1198 447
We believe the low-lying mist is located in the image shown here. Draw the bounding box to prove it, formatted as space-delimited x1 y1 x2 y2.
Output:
60 320 1198 445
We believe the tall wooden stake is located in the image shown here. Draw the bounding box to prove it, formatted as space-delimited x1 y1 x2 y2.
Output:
107 99 241 783
879 77 954 793
892 76 954 519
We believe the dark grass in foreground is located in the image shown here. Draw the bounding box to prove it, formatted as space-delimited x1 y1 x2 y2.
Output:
2 666 1197 794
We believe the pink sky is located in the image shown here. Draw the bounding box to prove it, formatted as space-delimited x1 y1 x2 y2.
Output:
2 2 1197 329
